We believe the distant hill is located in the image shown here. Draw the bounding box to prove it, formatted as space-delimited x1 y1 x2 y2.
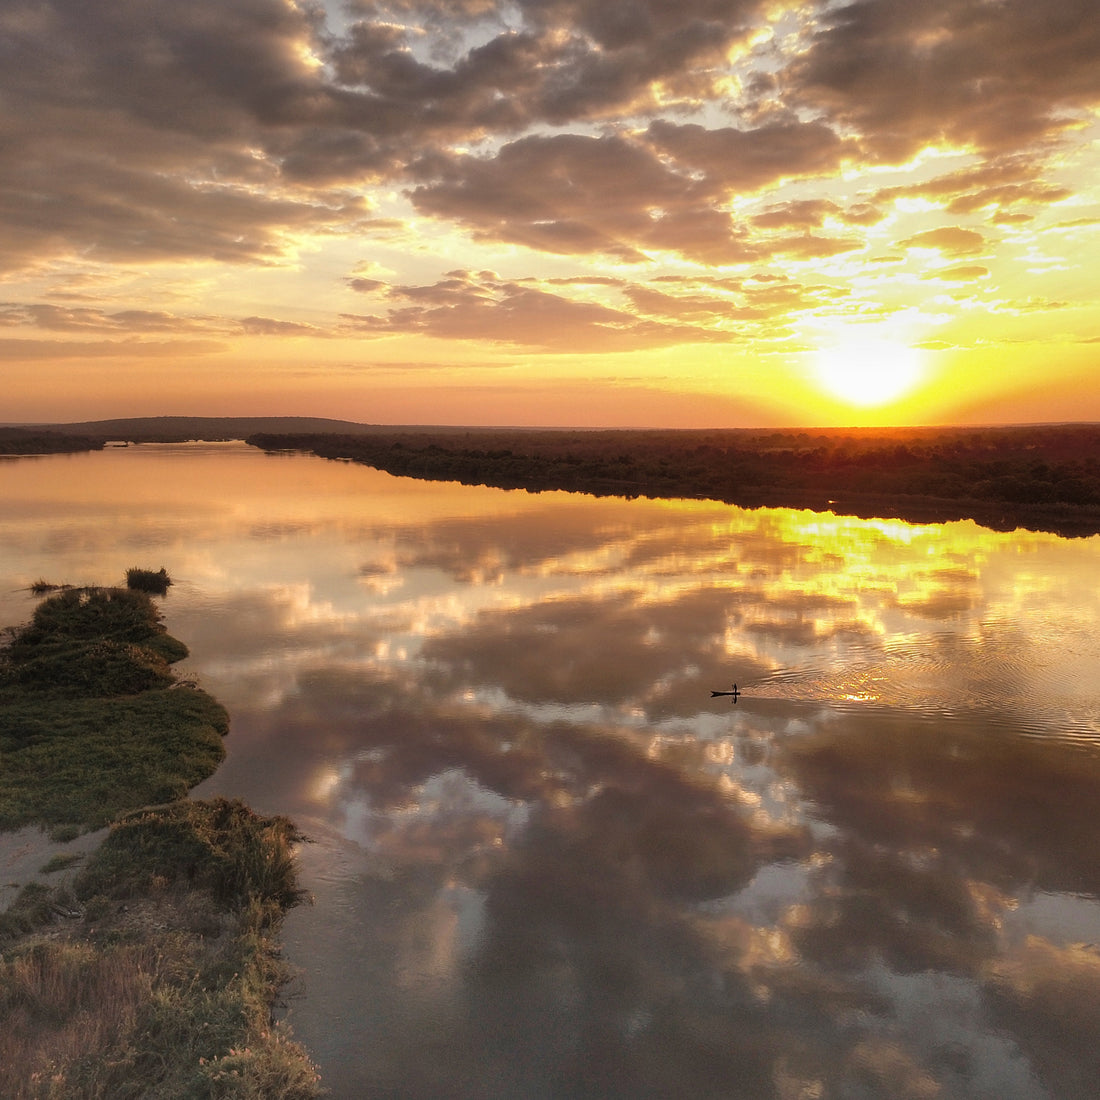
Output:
20 416 391 443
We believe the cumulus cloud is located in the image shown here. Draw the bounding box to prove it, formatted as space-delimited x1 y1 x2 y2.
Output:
343 269 740 350
784 0 1100 161
900 226 987 256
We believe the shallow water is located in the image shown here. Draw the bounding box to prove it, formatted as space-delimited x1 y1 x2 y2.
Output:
3 442 1100 1098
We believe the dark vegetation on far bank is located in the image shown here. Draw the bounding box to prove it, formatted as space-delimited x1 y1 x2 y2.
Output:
247 423 1100 537
0 583 322 1098
0 427 106 455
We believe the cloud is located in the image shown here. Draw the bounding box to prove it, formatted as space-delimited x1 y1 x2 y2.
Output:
645 119 856 192
899 226 987 256
1 0 1097 373
239 316 327 336
0 304 224 334
0 338 226 360
784 0 1100 161
922 265 990 282
409 132 735 263
343 270 739 350
874 158 1074 217
0 0 383 273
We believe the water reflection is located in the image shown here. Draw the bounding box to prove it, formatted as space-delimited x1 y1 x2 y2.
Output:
3 443 1100 1098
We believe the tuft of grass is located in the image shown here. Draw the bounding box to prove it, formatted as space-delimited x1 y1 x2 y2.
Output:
125 566 172 594
40 853 84 874
77 798 309 913
4 586 188 664
29 579 66 595
0 883 56 942
0 686 227 834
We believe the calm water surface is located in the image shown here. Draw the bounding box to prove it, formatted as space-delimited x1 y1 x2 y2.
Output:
3 442 1100 1099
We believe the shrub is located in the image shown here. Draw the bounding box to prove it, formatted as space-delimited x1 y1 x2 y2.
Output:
125 567 172 594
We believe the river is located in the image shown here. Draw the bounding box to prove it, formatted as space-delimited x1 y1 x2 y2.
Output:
3 441 1100 1099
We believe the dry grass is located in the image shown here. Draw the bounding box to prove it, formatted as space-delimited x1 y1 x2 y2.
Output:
0 801 323 1099
0 940 158 1098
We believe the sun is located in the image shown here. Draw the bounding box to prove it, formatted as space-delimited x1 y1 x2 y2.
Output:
812 338 926 408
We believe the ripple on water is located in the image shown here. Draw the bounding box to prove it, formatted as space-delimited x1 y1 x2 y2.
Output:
742 636 1100 750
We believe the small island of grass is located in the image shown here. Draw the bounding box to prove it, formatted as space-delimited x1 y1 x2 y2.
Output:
0 580 323 1098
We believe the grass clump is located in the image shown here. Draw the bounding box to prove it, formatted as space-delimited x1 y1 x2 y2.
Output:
40 853 84 874
0 883 58 943
126 566 172 594
78 798 309 912
6 585 188 665
0 799 322 1099
29 579 66 595
0 689 228 834
0 587 226 834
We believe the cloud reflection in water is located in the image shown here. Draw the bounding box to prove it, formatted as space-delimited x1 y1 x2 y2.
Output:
183 483 1099 1097
4 445 1100 1098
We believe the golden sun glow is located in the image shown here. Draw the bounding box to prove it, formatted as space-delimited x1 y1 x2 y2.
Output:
812 339 926 408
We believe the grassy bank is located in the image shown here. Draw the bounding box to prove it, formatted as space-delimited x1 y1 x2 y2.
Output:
0 585 227 836
0 584 323 1098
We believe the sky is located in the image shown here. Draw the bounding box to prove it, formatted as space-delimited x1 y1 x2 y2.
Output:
2 0 1099 429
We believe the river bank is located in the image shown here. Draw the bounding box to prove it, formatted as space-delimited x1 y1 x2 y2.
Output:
246 423 1100 538
0 581 323 1098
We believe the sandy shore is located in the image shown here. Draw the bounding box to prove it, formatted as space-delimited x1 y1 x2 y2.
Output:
0 825 107 911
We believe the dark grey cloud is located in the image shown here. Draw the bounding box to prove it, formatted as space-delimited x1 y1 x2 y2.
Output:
344 269 740 350
406 123 877 264
784 0 1100 162
645 119 857 192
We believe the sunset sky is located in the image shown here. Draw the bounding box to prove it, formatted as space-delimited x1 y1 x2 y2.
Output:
3 0 1099 428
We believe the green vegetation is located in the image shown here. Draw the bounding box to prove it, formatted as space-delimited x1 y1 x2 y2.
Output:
0 584 322 1097
126 566 173 594
0 586 225 835
1 799 321 1099
248 423 1100 537
29 580 66 595
39 852 84 874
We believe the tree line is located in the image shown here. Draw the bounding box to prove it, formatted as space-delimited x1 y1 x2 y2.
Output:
247 423 1100 538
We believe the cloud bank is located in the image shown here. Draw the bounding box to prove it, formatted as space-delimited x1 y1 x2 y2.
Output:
2 0 1098 416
